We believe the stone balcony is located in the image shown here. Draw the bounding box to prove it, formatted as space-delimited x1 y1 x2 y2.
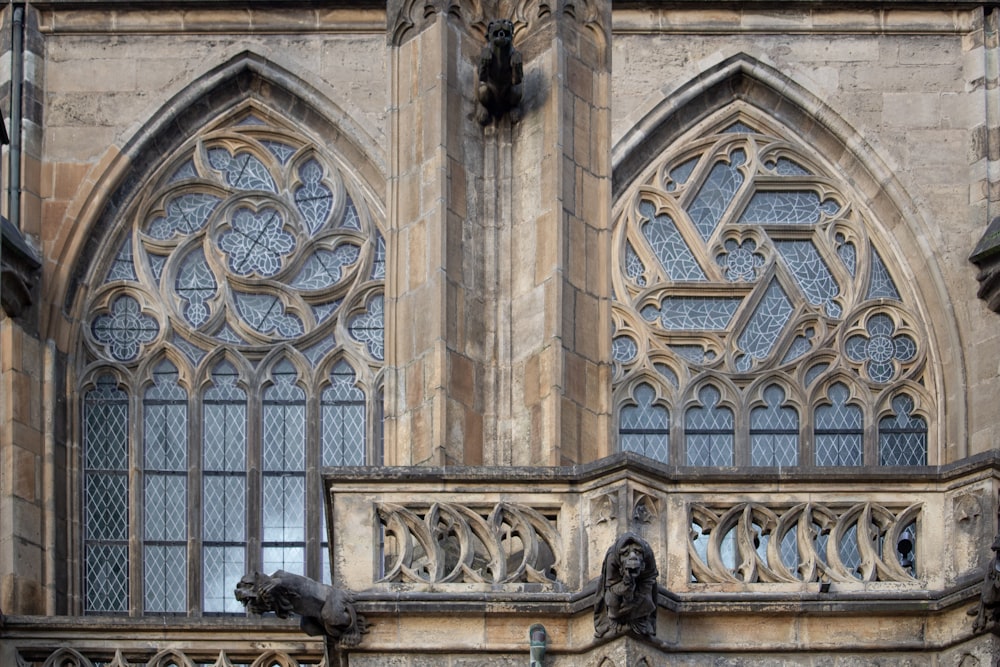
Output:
4 453 999 666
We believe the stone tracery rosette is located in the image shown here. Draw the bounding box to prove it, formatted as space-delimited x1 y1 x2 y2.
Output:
82 113 385 373
611 109 934 459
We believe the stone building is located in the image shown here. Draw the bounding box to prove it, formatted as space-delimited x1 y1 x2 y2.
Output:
1 0 999 664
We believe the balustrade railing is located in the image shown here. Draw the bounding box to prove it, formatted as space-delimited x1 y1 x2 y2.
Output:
4 454 998 664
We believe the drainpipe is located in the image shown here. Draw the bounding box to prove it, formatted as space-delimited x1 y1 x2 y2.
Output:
8 4 24 228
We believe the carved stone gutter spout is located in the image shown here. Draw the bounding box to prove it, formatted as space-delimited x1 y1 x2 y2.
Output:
235 570 369 647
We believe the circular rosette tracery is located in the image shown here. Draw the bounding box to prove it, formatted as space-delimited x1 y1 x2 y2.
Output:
85 287 163 364
842 307 921 385
85 117 385 366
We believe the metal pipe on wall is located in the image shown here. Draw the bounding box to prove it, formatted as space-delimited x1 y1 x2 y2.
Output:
8 4 24 228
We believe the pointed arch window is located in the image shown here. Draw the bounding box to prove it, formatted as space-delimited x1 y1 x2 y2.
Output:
78 109 385 615
612 109 932 467
620 383 670 461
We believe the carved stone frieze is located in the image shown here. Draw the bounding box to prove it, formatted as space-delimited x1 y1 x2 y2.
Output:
689 501 921 584
376 501 562 585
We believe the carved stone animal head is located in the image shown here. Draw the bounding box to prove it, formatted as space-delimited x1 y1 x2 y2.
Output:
486 19 514 51
234 571 295 618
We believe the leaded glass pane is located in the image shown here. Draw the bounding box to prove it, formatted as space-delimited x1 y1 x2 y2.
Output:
233 292 304 338
144 474 186 542
749 385 798 466
263 547 306 577
85 473 129 541
203 545 246 613
175 248 217 328
370 232 386 279
343 196 362 230
322 361 366 467
262 476 305 543
775 241 841 317
879 395 926 466
718 238 763 282
262 140 296 164
146 193 221 240
736 279 792 369
85 376 129 470
107 235 138 282
168 159 198 182
303 336 338 367
654 363 678 388
768 158 811 176
867 246 901 300
839 524 862 576
349 295 385 361
291 244 361 290
686 150 745 240
624 240 647 286
84 375 130 614
85 543 129 613
642 297 741 331
147 253 167 282
612 336 637 362
815 383 862 466
91 294 159 362
172 334 206 365
295 159 334 234
263 361 305 470
667 157 699 189
722 122 757 134
218 208 295 277
144 545 186 613
619 383 669 462
685 386 733 466
738 191 833 225
781 328 815 364
207 148 277 192
203 362 247 603
835 233 856 276
638 201 706 281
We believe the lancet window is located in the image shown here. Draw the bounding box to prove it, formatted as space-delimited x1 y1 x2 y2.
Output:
612 110 932 467
79 110 384 615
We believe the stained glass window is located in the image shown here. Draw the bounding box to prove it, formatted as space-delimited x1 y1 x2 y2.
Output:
143 361 188 614
612 111 932 467
815 383 863 466
879 395 927 466
84 375 130 614
322 361 366 467
619 383 669 462
749 385 798 466
685 386 733 466
262 360 306 575
202 362 247 614
80 112 385 615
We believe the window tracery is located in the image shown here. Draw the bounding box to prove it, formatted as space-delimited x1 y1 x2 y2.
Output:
612 109 932 467
79 110 384 615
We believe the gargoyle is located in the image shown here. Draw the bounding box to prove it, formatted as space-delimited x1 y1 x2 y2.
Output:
594 532 658 638
235 570 369 647
476 18 523 126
